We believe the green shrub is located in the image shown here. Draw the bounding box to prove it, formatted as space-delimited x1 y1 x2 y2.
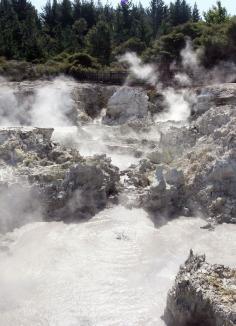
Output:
67 52 100 69
0 56 6 65
112 38 146 57
52 52 70 62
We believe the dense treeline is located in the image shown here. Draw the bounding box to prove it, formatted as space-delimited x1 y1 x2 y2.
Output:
0 0 201 61
0 0 235 79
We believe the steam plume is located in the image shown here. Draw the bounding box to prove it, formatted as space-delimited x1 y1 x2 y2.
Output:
119 52 158 86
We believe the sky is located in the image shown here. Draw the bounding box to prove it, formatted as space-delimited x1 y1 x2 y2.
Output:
32 0 235 15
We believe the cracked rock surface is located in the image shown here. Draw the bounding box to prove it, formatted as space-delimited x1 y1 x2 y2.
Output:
0 127 120 230
164 252 236 326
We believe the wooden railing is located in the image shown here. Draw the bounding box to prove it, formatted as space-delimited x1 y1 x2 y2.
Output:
71 70 128 85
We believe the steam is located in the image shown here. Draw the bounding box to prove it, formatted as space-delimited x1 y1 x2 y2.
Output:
0 40 235 326
180 39 202 77
119 50 195 123
0 79 31 126
119 52 158 86
0 76 75 128
120 39 236 123
30 77 74 127
159 88 196 122
175 39 236 87
0 207 235 325
174 72 191 87
0 182 42 233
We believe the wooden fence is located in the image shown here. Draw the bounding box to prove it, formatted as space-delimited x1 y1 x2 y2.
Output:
72 71 128 85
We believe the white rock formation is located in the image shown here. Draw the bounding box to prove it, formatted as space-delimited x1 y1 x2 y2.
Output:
104 86 149 124
164 252 236 326
0 127 120 232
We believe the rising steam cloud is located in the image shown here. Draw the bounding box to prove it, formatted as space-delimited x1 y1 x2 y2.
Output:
0 76 75 128
30 78 75 127
0 76 77 233
119 49 194 122
0 182 43 233
119 52 158 86
175 39 236 87
119 39 236 123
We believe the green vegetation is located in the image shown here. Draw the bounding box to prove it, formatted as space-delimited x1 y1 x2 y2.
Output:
0 0 235 81
203 1 230 24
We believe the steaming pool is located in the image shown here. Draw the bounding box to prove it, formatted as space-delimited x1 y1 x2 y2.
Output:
0 77 236 325
0 206 235 326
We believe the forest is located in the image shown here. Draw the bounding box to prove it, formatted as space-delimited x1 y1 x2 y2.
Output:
0 0 235 80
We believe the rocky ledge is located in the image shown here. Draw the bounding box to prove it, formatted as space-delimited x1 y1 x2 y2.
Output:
0 127 120 231
131 83 236 224
164 252 236 326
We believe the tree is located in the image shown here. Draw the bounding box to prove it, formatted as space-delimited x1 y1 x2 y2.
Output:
204 1 230 24
112 37 146 56
149 0 167 37
129 4 151 43
0 0 234 69
169 0 181 26
181 0 191 23
192 2 200 22
86 20 111 64
169 0 192 26
121 0 132 35
103 3 114 24
73 17 87 48
0 0 20 58
41 0 59 36
113 1 132 43
2 0 43 60
58 0 73 27
80 0 96 28
73 0 81 20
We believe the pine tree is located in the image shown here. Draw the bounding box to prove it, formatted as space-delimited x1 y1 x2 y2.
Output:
168 0 192 26
80 0 96 28
59 0 73 27
121 0 132 34
73 0 81 21
130 4 151 43
0 0 20 58
114 5 124 43
192 2 200 22
149 0 167 37
181 0 191 23
73 17 87 48
169 0 181 26
86 20 111 64
204 1 230 24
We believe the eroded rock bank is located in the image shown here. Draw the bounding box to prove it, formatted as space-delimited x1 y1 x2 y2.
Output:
123 83 236 225
0 78 161 126
0 79 119 125
0 127 120 231
0 79 235 325
1 81 236 226
164 252 236 326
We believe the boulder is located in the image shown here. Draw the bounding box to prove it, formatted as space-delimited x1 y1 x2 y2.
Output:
144 166 186 218
164 168 184 186
0 128 120 232
103 86 149 125
164 252 236 326
147 148 173 164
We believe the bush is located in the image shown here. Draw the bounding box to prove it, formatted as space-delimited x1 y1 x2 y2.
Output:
0 56 6 65
226 18 236 46
143 31 185 65
35 61 69 77
143 18 236 69
67 52 100 69
52 52 70 62
112 38 146 57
